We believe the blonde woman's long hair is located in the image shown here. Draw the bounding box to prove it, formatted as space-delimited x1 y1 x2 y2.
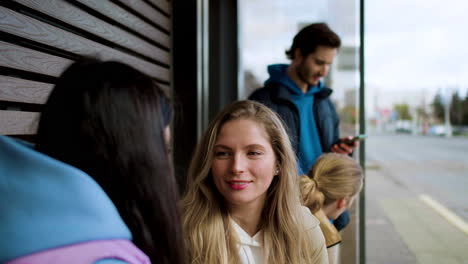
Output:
181 100 320 264
300 153 363 213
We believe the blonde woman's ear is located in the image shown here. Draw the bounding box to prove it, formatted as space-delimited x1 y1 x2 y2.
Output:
337 198 347 209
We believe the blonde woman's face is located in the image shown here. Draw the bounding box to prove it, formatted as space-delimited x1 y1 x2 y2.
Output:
211 119 276 212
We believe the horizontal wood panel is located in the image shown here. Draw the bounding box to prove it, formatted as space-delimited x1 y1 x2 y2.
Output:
0 110 39 135
0 7 170 81
0 76 53 104
0 41 72 77
158 83 170 92
148 0 171 14
76 0 169 47
115 0 170 31
13 0 169 64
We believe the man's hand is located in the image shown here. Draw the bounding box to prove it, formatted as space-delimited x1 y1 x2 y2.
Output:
330 136 359 155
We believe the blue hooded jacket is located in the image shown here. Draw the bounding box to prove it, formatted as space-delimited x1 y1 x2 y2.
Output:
264 64 323 174
251 64 340 174
0 135 132 263
249 65 349 231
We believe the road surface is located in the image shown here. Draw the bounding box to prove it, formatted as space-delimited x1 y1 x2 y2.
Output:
365 133 468 264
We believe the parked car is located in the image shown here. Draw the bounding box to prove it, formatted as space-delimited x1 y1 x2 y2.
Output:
428 125 446 136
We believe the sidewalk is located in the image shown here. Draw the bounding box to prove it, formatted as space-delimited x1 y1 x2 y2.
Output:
364 159 468 264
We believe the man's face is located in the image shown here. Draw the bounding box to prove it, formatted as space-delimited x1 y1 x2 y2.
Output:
295 46 338 87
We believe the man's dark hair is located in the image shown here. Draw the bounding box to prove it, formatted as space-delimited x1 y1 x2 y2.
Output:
285 22 341 59
36 60 186 264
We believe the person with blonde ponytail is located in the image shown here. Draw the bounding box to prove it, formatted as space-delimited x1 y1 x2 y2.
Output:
181 100 328 264
300 153 363 264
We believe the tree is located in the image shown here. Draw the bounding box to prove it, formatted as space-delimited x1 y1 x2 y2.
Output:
416 106 429 122
462 93 468 125
393 103 412 120
450 92 463 125
431 91 444 122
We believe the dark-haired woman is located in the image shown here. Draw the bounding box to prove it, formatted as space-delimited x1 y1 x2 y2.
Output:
0 60 186 264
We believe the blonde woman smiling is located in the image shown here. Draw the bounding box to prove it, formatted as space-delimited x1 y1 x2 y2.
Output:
181 100 328 264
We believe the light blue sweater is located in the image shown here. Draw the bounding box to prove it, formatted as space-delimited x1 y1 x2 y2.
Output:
0 135 131 263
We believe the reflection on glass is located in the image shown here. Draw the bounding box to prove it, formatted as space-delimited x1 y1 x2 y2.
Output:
240 1 361 263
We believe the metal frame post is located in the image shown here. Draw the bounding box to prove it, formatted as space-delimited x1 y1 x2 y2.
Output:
358 0 366 263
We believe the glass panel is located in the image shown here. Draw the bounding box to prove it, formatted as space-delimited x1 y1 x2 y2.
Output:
366 0 468 263
239 1 362 263
239 1 361 137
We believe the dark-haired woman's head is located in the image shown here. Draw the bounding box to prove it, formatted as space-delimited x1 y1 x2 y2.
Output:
36 60 185 264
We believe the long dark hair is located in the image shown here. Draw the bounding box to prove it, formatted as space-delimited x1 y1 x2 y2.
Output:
36 60 186 264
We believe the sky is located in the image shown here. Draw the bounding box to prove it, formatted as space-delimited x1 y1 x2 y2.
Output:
365 0 468 97
240 0 468 106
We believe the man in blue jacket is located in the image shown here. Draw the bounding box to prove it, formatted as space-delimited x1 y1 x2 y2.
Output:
249 22 358 230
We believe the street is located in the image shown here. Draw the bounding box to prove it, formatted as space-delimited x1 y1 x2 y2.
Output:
366 133 468 221
365 133 468 264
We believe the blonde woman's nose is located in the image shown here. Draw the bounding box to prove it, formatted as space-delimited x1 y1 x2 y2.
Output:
231 154 246 174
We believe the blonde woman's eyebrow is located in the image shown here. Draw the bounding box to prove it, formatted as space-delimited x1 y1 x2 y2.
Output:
213 144 231 150
244 144 267 150
213 144 267 151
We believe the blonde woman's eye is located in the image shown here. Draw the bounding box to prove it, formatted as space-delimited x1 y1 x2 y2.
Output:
215 151 230 157
248 151 262 156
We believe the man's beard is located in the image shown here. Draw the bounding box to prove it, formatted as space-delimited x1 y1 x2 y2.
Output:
296 63 318 87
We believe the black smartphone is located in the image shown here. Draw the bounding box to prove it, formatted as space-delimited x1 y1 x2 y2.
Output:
343 134 367 145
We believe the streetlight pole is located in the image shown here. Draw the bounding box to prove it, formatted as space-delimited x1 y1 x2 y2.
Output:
443 87 453 137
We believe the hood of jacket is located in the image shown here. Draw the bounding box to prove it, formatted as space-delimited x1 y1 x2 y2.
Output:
264 64 325 96
0 135 131 263
264 64 332 100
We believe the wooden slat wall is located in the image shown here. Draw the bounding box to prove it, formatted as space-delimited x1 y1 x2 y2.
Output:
0 76 53 104
0 0 171 135
114 0 170 32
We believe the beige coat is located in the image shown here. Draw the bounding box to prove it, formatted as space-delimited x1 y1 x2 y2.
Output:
314 209 342 264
